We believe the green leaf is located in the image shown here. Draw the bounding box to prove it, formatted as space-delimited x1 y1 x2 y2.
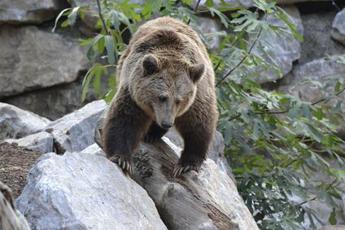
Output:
328 208 337 225
105 35 115 64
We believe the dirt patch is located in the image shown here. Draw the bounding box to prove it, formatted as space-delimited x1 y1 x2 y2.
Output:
0 142 42 198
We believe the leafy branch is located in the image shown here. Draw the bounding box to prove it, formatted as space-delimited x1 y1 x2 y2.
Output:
216 27 263 86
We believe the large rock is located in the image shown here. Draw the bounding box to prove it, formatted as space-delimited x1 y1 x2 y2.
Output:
299 11 345 64
5 131 54 153
279 55 345 137
280 55 345 102
16 152 167 230
251 6 303 83
94 127 257 229
46 100 107 154
4 78 96 120
190 17 223 50
0 102 50 140
0 0 65 24
0 182 30 230
133 139 258 229
332 9 345 46
0 26 88 98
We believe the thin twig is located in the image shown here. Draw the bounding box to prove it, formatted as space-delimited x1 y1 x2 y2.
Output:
296 178 337 207
96 0 109 34
216 28 263 86
187 0 202 24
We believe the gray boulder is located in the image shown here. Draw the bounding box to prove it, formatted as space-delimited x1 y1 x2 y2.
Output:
251 6 303 83
0 102 50 140
280 55 345 102
46 100 107 154
0 26 87 98
3 78 96 120
0 0 65 24
5 131 54 153
94 128 257 229
279 55 345 138
0 181 30 230
300 11 345 64
332 9 345 46
190 17 224 50
16 151 167 230
132 138 258 229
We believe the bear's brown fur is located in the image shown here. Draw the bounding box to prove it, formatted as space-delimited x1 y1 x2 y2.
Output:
102 17 218 177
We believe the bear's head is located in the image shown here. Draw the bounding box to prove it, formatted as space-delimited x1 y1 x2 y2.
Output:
130 54 205 129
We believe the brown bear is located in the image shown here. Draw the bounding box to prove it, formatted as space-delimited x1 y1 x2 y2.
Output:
102 16 218 177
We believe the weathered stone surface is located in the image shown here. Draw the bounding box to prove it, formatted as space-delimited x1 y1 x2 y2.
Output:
0 103 50 140
16 152 167 230
4 78 96 120
332 9 345 46
132 139 258 230
46 100 107 154
279 55 345 138
191 17 223 50
0 181 30 230
5 131 54 153
300 11 345 64
0 26 88 98
280 55 345 102
251 6 303 83
0 0 65 24
318 226 345 230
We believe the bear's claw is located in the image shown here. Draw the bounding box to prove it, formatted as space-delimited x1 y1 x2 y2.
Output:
172 164 199 178
109 155 133 175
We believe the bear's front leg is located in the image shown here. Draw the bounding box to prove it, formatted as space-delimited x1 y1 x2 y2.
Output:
102 88 151 175
173 108 216 177
144 122 169 143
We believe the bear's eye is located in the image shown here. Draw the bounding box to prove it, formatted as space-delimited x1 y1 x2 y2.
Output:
159 95 168 102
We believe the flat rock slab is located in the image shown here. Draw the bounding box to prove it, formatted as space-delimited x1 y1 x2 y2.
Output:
46 100 107 154
16 151 167 230
0 26 87 98
332 9 345 46
0 102 50 140
0 143 42 198
5 131 54 154
0 0 65 24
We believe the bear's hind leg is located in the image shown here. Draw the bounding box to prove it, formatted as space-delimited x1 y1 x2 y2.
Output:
144 122 169 143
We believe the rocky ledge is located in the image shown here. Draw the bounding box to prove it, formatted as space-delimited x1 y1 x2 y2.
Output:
0 101 258 230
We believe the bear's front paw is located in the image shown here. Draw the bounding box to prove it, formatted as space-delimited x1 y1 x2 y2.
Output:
109 154 133 175
172 163 201 178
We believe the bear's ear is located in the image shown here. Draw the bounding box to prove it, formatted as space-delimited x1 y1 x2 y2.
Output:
189 63 205 83
142 54 159 75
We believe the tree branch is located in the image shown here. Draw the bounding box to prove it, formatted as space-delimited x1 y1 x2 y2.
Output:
227 86 345 121
96 0 109 34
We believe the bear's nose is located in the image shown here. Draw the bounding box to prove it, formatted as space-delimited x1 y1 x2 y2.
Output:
161 122 173 129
